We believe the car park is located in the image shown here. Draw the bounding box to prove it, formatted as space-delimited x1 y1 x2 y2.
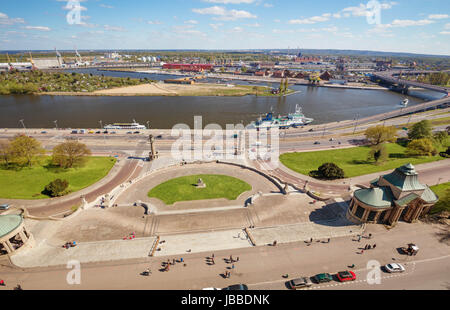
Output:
384 263 405 273
313 273 333 283
289 277 313 289
336 271 356 282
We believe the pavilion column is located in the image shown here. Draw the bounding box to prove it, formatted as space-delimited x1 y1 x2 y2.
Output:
19 230 28 243
1 241 11 254
4 240 13 253
361 209 370 222
374 211 382 222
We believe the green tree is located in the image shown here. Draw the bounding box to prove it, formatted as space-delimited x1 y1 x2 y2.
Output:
365 125 398 146
433 131 448 146
9 135 43 167
44 179 69 197
0 140 14 167
52 141 91 168
310 163 345 180
368 144 389 164
406 138 437 157
408 120 432 140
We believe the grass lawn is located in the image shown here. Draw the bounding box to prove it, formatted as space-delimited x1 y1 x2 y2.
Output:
148 174 252 205
429 182 450 215
280 143 448 178
0 156 116 199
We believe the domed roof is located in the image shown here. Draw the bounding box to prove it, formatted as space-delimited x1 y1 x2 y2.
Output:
0 215 23 238
354 187 393 208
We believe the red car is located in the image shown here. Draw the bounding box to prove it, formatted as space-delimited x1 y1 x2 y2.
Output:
336 271 356 282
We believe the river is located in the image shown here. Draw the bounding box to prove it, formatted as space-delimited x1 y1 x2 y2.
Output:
0 69 445 129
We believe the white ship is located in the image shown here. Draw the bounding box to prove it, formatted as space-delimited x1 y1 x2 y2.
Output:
400 98 409 107
104 120 146 130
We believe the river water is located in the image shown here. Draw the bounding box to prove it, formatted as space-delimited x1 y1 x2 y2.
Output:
0 69 445 129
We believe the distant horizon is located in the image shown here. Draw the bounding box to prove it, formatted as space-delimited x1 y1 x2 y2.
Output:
1 1 449 55
1 47 449 58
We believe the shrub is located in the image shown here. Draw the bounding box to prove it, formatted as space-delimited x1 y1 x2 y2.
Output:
44 179 69 197
309 163 345 180
406 138 437 157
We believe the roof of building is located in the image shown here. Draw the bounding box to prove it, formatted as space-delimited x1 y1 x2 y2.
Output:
420 186 439 204
0 215 23 238
395 193 420 207
382 163 426 191
354 187 394 208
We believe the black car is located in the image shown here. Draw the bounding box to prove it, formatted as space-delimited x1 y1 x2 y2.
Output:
95 131 101 134
134 131 140 134
223 284 249 290
314 141 321 145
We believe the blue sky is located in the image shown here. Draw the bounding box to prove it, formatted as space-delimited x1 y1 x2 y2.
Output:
0 0 449 55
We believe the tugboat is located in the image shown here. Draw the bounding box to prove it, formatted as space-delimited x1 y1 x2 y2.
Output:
400 98 409 107
250 105 313 130
286 105 314 127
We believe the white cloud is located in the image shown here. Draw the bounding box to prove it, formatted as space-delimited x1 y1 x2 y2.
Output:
445 23 450 29
104 25 126 32
0 12 25 25
99 4 114 9
209 23 223 30
428 14 449 20
172 25 207 37
148 20 162 25
264 3 273 8
23 26 51 31
185 20 199 24
192 6 256 21
289 14 330 25
391 19 434 27
203 0 256 3
440 31 450 35
246 22 261 27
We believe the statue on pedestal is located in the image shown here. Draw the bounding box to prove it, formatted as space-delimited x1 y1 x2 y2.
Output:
197 178 206 188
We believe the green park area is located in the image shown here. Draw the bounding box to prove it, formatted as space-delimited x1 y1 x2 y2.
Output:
148 174 252 205
429 182 450 215
0 156 116 199
280 142 448 179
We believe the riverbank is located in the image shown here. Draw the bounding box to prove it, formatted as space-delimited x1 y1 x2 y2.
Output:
42 82 294 97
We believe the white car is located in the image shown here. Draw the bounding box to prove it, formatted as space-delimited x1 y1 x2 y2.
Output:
385 263 405 273
202 287 220 290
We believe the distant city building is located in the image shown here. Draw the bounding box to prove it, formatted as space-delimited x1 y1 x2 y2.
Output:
295 56 321 63
320 71 332 81
347 164 439 226
162 63 214 72
104 52 121 59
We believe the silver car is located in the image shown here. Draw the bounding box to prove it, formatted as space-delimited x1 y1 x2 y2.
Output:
289 277 313 289
385 263 405 273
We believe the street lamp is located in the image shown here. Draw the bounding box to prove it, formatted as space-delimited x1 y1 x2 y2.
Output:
99 120 103 129
146 121 150 130
54 120 58 130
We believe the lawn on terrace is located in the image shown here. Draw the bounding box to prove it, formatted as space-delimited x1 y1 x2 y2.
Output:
0 156 116 199
429 182 450 215
148 174 252 205
280 143 448 178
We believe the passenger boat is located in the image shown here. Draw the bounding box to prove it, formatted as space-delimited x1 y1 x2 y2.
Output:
400 98 409 107
104 120 146 130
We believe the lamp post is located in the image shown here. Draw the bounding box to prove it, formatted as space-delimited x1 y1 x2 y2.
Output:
99 120 103 129
19 119 26 135
353 114 360 135
54 120 58 131
146 121 150 131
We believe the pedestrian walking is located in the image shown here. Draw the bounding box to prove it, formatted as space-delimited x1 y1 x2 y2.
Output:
236 257 239 262
361 249 364 254
369 233 372 239
212 253 214 259
180 257 184 263
373 244 376 249
368 245 372 250
212 258 215 265
327 238 330 243
358 235 361 242
173 259 176 265
232 264 235 269
310 237 313 243
230 255 233 263
273 240 277 246
0 280 5 286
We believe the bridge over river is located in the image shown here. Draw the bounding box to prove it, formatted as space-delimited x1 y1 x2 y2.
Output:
373 70 450 96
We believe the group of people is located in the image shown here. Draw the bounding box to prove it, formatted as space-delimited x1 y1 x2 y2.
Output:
0 280 22 290
123 232 136 240
62 241 77 249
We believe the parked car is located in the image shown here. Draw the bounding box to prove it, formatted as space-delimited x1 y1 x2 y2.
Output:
202 288 220 290
0 204 10 210
95 131 101 134
41 131 47 134
126 132 133 134
336 271 356 282
289 277 313 289
134 131 141 134
71 130 78 134
314 141 321 145
384 263 405 273
110 131 117 134
308 129 314 132
222 284 249 290
103 130 109 134
156 135 163 139
313 273 333 284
